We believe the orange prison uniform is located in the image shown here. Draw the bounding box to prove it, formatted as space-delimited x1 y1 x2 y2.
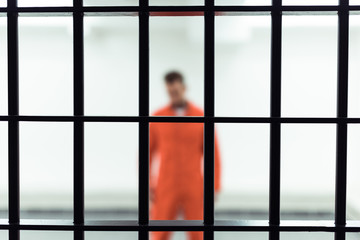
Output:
149 102 221 240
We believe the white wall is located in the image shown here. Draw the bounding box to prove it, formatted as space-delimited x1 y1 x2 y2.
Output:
1 14 360 217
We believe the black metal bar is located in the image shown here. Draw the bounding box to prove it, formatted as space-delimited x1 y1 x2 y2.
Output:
9 230 19 240
73 1 85 240
139 228 148 240
203 0 215 216
138 116 149 225
7 0 19 233
204 1 215 240
4 5 360 14
7 1 20 240
334 2 349 240
269 1 282 240
138 1 149 240
1 0 357 238
335 231 346 240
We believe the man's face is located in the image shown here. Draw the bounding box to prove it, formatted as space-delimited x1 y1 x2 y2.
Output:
166 80 186 106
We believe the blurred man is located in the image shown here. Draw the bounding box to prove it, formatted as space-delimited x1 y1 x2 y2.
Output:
149 71 221 240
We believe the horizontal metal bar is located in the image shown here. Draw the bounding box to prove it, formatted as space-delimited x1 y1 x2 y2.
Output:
1 116 360 123
1 5 360 14
1 220 360 232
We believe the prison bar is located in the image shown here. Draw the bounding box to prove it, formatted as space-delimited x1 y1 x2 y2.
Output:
7 0 20 240
0 1 359 240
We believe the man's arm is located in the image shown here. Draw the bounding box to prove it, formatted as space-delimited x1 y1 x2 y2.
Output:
214 131 221 193
149 123 157 202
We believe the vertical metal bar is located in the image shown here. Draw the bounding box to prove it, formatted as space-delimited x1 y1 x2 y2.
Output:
7 0 20 239
269 0 282 240
139 0 149 239
139 228 149 240
335 231 346 240
73 0 85 239
204 0 215 239
335 1 349 240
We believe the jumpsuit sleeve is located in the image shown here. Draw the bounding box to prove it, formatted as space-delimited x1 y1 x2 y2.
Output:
149 122 157 191
214 130 221 193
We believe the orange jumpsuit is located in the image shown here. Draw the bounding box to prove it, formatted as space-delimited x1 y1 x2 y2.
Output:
149 102 221 240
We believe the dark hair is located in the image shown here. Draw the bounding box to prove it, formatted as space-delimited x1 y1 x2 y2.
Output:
164 71 184 84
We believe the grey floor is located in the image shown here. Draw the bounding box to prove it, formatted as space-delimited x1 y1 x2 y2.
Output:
0 211 359 240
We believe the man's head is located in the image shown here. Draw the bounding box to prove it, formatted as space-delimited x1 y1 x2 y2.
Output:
164 71 186 107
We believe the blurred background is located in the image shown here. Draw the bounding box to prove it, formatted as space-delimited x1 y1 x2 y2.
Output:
1 2 360 240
